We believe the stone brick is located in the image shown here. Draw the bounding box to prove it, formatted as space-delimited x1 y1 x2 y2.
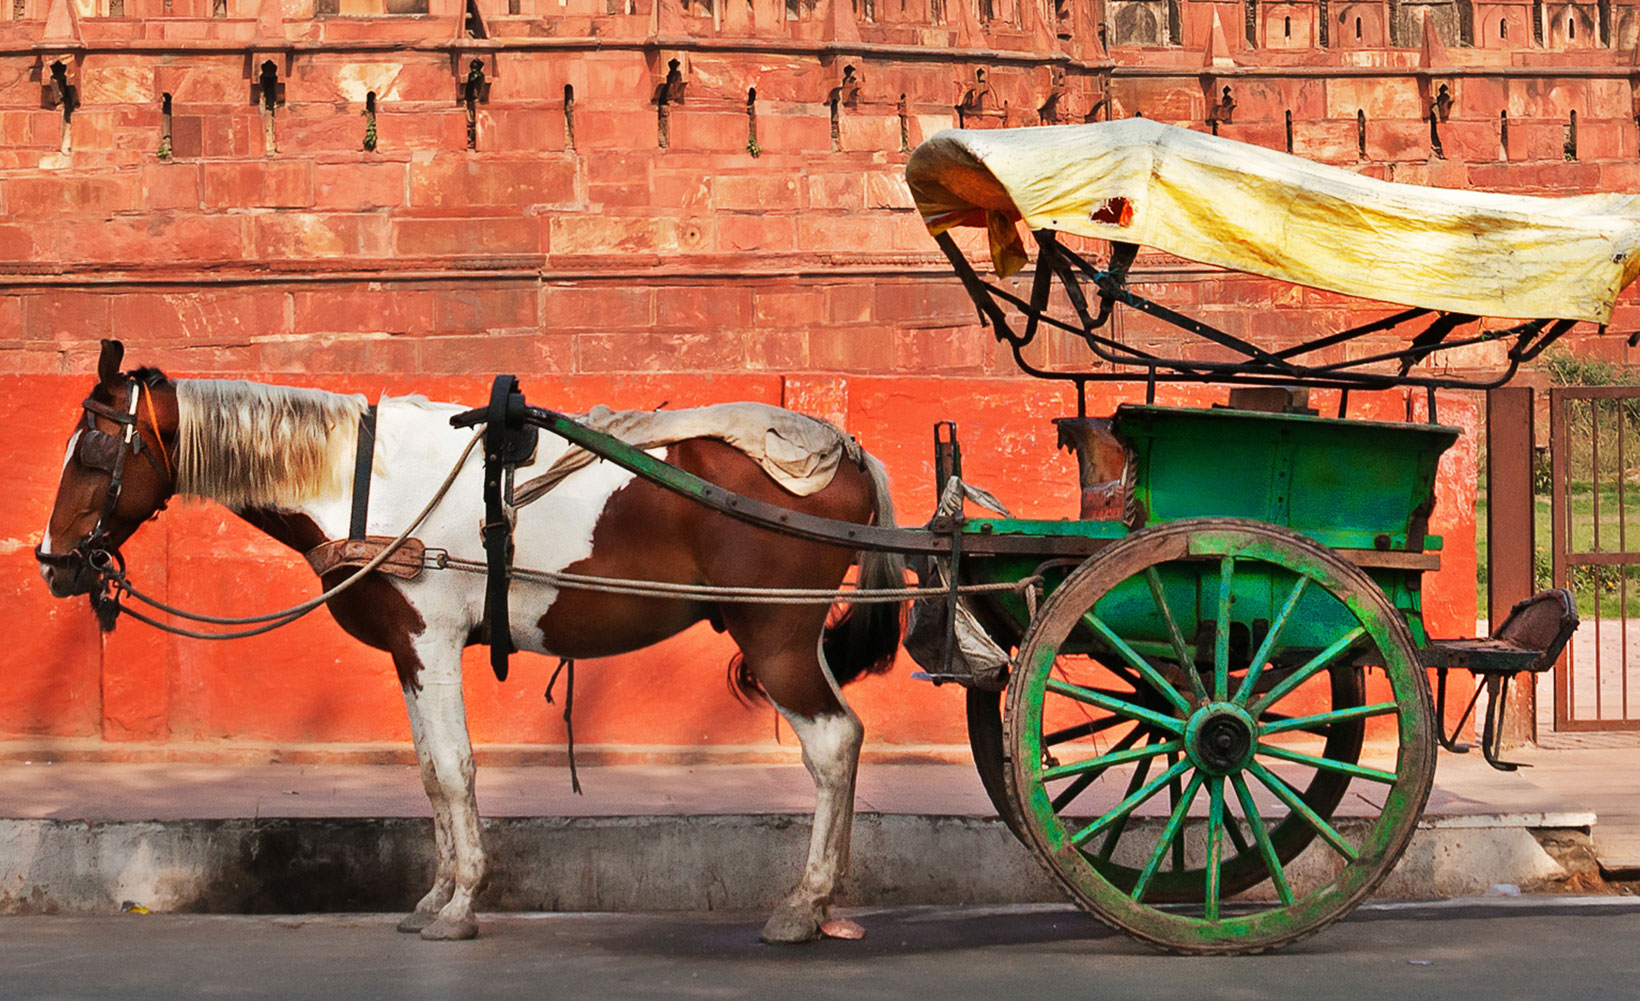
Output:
291 287 436 335
314 160 406 209
202 160 315 209
140 162 202 210
752 287 823 328
434 285 540 332
257 333 423 373
109 290 289 342
393 215 542 257
252 212 391 258
24 293 113 343
419 331 574 373
712 172 801 210
541 285 652 331
547 213 662 255
717 212 796 251
408 156 579 209
80 63 156 105
5 174 142 215
577 329 747 371
654 284 753 329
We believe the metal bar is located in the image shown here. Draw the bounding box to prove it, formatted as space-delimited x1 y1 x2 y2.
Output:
1487 386 1537 745
522 405 1101 558
1562 551 1640 566
1593 398 1604 720
1552 389 1573 729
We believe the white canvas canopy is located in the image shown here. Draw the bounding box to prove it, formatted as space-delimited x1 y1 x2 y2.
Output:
906 119 1640 323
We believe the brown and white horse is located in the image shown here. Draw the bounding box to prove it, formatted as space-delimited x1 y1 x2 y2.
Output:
37 342 905 943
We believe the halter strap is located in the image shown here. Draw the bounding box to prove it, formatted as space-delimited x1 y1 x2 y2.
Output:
140 384 173 480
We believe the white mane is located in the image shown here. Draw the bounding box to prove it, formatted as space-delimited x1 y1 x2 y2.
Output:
174 380 366 511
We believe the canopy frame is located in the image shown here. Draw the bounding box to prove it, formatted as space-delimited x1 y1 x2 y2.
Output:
934 229 1581 419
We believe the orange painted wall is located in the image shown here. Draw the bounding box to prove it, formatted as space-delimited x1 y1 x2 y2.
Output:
2 369 1477 760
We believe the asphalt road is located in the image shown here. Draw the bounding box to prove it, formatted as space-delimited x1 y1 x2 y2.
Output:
3 899 1638 1001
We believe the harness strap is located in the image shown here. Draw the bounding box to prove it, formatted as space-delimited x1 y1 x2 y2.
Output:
478 376 537 683
349 404 378 542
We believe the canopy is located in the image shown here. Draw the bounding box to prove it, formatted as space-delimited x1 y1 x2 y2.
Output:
906 119 1640 323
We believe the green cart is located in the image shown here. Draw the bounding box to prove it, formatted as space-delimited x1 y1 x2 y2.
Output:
512 120 1605 953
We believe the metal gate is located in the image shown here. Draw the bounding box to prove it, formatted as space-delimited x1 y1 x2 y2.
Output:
1551 386 1640 731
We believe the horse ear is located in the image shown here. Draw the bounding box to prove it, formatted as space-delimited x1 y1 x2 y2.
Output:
96 340 124 389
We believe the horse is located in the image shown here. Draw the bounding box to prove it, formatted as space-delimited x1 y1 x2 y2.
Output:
36 341 906 943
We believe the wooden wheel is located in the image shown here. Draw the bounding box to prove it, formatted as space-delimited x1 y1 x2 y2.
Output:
1003 518 1435 954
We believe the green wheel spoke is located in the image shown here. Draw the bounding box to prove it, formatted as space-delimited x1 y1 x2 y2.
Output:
1095 737 1160 860
1230 772 1294 905
1214 556 1234 701
1145 566 1208 703
1204 776 1226 920
1167 753 1186 872
1259 701 1399 736
1044 714 1130 747
1051 771 1098 815
1045 678 1185 735
1132 771 1206 902
1082 613 1195 717
1248 761 1359 862
1257 742 1398 784
1044 738 1181 782
1050 728 1143 813
1223 807 1250 854
1233 576 1310 705
1071 758 1192 847
1249 626 1368 716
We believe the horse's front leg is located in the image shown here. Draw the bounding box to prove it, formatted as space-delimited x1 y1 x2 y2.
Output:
395 673 458 933
400 633 488 941
762 700 865 944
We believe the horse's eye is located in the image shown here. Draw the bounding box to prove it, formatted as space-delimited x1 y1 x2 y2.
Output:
76 431 122 473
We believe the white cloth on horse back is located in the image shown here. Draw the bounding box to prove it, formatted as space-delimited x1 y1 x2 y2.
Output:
512 403 864 508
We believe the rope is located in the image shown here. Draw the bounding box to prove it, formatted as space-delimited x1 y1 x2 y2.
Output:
427 554 1041 605
107 430 485 639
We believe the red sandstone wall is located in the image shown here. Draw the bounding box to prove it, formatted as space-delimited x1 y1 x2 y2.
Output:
5 0 1625 759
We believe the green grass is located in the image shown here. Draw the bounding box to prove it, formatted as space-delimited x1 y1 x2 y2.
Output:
1477 481 1640 620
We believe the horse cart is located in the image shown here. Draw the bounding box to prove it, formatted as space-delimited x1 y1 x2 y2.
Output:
38 119 1607 951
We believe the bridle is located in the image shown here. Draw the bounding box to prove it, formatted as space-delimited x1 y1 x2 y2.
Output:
34 379 173 609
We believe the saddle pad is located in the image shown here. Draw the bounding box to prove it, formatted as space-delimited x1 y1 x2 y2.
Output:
513 403 863 507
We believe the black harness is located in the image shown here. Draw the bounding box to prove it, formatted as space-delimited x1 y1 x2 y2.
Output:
451 375 538 682
35 379 171 629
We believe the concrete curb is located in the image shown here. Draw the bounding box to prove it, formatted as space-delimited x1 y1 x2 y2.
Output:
0 812 1602 916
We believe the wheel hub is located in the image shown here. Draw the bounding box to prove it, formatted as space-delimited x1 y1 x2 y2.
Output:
1185 703 1257 775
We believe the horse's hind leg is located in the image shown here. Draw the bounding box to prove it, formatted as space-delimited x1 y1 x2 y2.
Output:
397 632 488 941
736 618 865 944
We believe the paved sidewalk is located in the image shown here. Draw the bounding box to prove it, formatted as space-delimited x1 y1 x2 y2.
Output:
0 744 1633 868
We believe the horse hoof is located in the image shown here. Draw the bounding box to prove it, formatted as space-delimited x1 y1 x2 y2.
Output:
420 916 479 941
760 905 823 945
396 912 436 933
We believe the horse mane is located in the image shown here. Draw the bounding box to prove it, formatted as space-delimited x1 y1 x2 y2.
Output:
174 380 366 512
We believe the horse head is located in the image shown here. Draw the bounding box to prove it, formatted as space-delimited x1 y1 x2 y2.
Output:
37 339 179 600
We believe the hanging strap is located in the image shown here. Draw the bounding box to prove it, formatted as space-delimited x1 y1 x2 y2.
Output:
348 405 378 542
474 376 538 683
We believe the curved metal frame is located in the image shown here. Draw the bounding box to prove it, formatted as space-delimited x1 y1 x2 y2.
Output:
935 229 1580 413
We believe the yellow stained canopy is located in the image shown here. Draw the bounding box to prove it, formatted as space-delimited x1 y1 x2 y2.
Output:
906 119 1640 323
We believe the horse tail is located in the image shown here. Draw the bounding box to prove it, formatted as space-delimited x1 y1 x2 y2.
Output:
727 449 906 704
820 450 907 688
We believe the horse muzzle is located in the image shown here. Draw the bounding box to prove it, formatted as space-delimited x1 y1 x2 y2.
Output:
36 544 102 597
